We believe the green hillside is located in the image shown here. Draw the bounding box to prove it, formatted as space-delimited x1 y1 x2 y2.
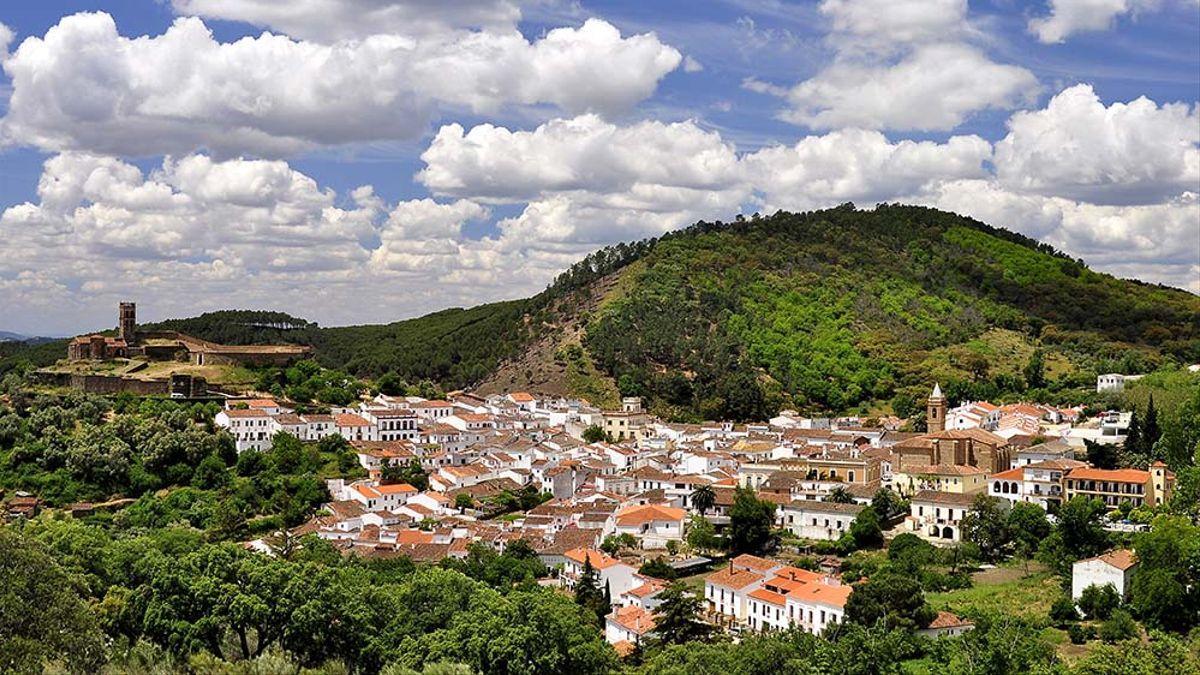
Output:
4 204 1197 419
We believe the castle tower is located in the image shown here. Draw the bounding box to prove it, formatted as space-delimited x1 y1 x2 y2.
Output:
927 383 947 433
118 302 137 344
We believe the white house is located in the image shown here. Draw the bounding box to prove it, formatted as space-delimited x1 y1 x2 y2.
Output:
612 504 686 549
780 500 864 541
1072 549 1138 600
906 490 978 543
605 604 656 647
215 408 275 452
562 547 640 600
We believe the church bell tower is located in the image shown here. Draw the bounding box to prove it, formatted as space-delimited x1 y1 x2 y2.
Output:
118 302 137 345
927 383 946 433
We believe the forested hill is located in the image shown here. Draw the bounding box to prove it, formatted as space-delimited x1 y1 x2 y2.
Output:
4 204 1198 420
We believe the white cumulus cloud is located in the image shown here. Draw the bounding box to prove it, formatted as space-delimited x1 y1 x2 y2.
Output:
0 12 681 157
1027 0 1193 43
994 84 1200 204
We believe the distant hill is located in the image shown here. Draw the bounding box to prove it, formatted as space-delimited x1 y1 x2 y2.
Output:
4 204 1197 418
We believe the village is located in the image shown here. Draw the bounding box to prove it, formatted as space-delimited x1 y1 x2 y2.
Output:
201 380 1175 655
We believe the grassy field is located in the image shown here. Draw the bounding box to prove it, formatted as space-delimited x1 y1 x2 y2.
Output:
926 562 1060 620
924 561 1102 667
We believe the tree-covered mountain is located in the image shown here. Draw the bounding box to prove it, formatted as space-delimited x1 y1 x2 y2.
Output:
5 205 1197 419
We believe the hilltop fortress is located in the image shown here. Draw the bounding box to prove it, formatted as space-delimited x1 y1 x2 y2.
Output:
67 302 310 367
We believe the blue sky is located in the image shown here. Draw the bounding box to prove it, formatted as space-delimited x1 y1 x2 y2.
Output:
0 0 1197 335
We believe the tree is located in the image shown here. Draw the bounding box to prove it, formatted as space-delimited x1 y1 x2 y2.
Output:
960 494 1012 563
1098 608 1138 643
1124 410 1144 458
686 515 719 553
1038 496 1109 575
728 487 776 555
846 506 884 550
582 425 607 443
1085 438 1119 470
649 583 710 647
828 486 855 504
1049 595 1080 626
871 488 904 521
844 571 936 630
638 557 676 580
601 533 636 556
1023 349 1046 390
1007 502 1050 560
385 458 429 491
454 493 474 512
1143 394 1161 455
690 484 716 515
1077 583 1120 620
1129 516 1199 632
0 530 106 673
574 556 607 624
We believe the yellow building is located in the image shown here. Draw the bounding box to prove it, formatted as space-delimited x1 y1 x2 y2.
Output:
894 464 988 496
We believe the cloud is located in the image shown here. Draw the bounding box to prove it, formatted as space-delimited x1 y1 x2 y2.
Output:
171 0 522 41
0 12 681 157
1028 0 1167 43
0 21 12 59
818 0 969 48
776 43 1038 131
743 128 993 210
994 84 1199 204
749 0 1038 132
419 115 748 244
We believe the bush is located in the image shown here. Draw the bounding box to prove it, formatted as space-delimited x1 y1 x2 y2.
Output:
1098 609 1138 643
1078 583 1120 620
1067 623 1094 644
1049 595 1080 627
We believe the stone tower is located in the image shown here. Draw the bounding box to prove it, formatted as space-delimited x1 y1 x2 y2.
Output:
118 302 137 344
927 383 947 433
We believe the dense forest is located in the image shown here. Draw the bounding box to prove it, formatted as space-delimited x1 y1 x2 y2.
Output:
3 205 1197 420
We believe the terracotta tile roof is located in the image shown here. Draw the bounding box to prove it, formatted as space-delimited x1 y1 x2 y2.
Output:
902 464 987 476
926 610 974 629
615 504 686 526
1081 549 1138 571
222 408 271 418
910 490 977 506
607 605 656 635
336 413 372 427
707 566 764 590
1067 467 1150 483
564 547 620 570
990 467 1025 481
376 483 418 494
732 554 779 572
748 587 787 606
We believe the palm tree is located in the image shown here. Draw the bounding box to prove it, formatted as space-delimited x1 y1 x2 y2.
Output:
828 486 855 504
691 484 716 515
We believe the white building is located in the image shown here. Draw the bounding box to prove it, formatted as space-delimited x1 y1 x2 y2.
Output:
612 504 686 549
215 408 275 452
1072 549 1138 600
1097 374 1142 393
562 547 640 600
906 490 978 543
780 500 864 541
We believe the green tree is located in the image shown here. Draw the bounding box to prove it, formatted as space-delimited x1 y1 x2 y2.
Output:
0 530 106 674
691 484 716 515
1038 496 1109 576
686 515 719 553
1049 595 1080 626
649 583 710 647
828 486 855 504
871 488 904 521
960 494 1012 563
1007 502 1050 562
1086 438 1119 470
846 506 884 550
1077 583 1120 620
728 487 777 555
1143 394 1162 456
582 425 608 443
574 556 607 624
844 571 936 630
638 557 677 581
1129 516 1199 632
1098 608 1138 643
1023 349 1046 390
454 493 474 512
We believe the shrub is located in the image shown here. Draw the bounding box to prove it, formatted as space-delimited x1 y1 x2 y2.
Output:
1098 609 1138 643
1049 595 1080 626
1067 623 1093 644
1078 583 1120 620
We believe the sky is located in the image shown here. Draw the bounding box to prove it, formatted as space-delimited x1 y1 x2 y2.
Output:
0 0 1197 336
